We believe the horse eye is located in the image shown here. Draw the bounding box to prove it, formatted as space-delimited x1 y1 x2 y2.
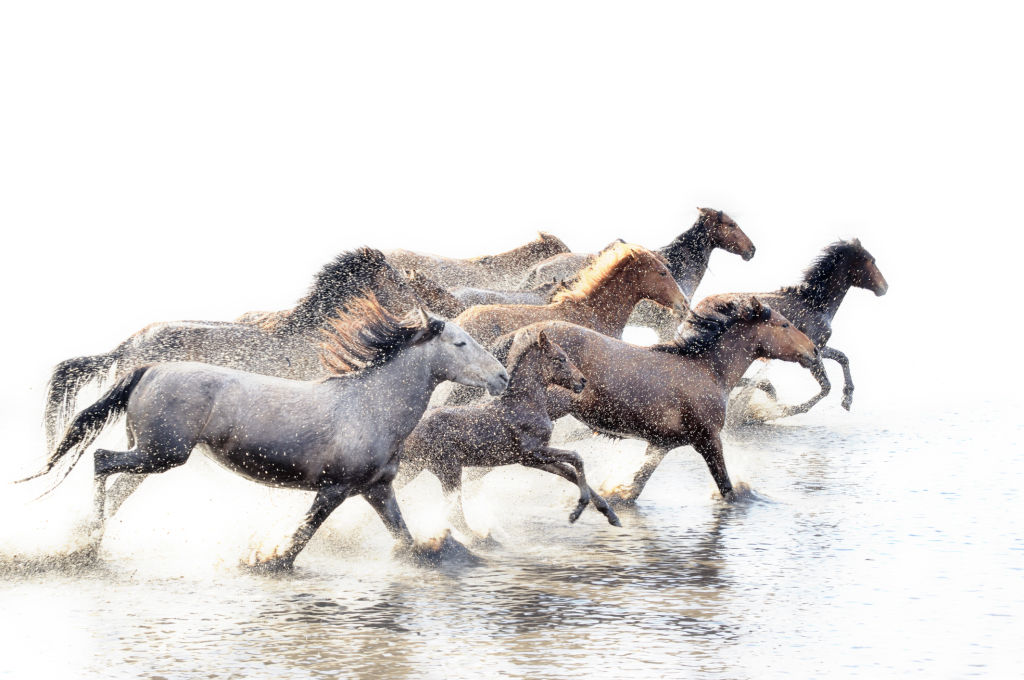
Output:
782 323 789 328
660 271 667 276
454 341 467 347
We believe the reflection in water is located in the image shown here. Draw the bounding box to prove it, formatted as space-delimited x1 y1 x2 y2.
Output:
1 405 1022 678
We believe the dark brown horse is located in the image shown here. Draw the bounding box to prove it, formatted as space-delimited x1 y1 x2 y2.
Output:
399 328 620 535
451 242 690 348
494 295 818 504
518 208 755 340
384 232 570 289
734 238 888 416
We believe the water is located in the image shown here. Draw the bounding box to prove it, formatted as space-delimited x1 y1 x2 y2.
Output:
2 392 1021 678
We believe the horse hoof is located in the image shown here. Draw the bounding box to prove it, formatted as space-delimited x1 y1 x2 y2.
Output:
841 395 853 410
404 531 482 566
242 549 295 573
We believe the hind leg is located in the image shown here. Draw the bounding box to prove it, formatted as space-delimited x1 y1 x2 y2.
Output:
598 442 670 505
251 484 352 570
92 445 193 529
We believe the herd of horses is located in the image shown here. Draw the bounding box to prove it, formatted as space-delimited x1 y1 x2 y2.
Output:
20 208 888 568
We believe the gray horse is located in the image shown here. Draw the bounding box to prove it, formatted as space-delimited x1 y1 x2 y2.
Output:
43 248 427 452
21 296 508 569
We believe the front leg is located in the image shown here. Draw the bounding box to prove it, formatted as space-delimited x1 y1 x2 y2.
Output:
775 356 831 417
692 434 733 500
820 345 854 410
362 480 415 547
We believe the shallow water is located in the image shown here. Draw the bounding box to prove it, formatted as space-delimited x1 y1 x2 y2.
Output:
2 392 1021 679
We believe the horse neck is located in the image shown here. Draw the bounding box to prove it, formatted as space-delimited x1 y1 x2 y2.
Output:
796 262 852 321
497 345 549 408
556 270 642 336
661 223 713 298
331 344 441 425
701 326 762 389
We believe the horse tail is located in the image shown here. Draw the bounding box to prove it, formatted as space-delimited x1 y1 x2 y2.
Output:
43 340 130 452
20 365 151 490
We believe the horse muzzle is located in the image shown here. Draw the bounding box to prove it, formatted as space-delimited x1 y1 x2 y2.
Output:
485 370 509 396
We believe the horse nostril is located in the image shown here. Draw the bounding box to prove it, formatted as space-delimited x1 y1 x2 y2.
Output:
580 377 587 386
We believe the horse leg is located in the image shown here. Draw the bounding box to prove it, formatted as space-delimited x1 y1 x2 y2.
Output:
251 484 351 570
104 474 148 517
775 357 831 417
533 461 621 527
362 480 415 547
735 377 778 400
91 444 192 535
436 467 476 537
692 434 734 500
599 442 670 505
820 345 854 410
520 447 593 523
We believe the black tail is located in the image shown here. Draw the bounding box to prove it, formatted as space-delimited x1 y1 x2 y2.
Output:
20 366 151 490
43 341 129 451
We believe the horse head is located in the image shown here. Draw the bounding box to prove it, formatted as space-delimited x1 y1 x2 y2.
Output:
425 310 509 395
845 239 888 296
698 207 756 261
747 297 819 368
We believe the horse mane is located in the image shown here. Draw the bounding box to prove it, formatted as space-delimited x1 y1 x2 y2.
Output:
661 208 720 258
652 294 770 357
551 242 665 303
259 248 392 333
779 239 868 295
319 293 443 375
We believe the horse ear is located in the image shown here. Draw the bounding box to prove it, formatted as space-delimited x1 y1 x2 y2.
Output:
749 297 769 320
416 306 430 327
538 330 552 348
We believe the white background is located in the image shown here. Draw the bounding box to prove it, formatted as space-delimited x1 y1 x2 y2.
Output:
2 1 1022 456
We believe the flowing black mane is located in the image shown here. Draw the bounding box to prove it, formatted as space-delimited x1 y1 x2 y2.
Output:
320 293 444 375
659 209 720 274
652 294 769 357
268 248 393 333
780 239 868 298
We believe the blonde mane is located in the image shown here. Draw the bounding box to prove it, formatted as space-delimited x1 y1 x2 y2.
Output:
319 293 440 375
551 242 666 303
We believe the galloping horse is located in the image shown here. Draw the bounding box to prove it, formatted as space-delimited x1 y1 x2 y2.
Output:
495 295 818 504
736 238 887 416
384 232 570 289
518 208 755 339
399 328 620 534
44 248 424 450
21 296 509 569
452 242 690 348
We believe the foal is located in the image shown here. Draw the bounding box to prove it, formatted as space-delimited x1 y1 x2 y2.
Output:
400 329 620 533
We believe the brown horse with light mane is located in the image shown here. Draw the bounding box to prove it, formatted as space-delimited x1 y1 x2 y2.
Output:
491 295 818 504
385 232 569 290
451 242 690 348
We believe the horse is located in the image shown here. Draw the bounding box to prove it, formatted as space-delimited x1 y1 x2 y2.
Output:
518 208 755 340
492 295 818 504
733 238 888 416
402 269 468 318
43 248 425 451
384 232 570 289
20 296 509 570
451 278 566 308
451 242 690 349
398 328 621 536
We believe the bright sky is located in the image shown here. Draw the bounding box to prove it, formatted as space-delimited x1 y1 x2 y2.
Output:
1 2 1021 455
